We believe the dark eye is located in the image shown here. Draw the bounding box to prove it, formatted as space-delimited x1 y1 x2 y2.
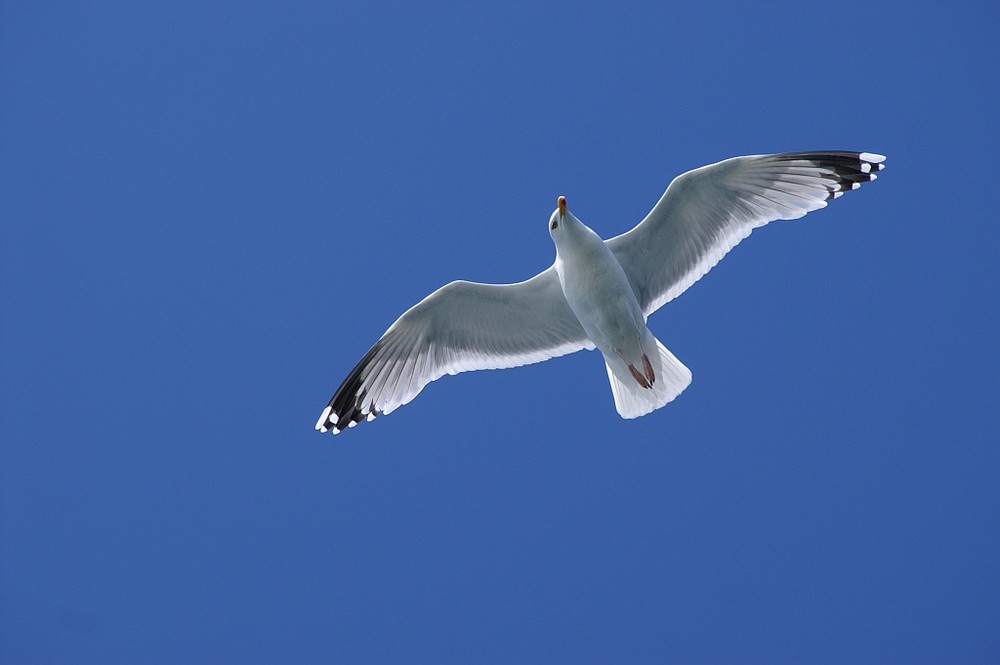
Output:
550 220 558 230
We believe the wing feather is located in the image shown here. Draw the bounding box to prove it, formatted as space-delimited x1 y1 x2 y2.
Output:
317 266 593 433
607 151 885 315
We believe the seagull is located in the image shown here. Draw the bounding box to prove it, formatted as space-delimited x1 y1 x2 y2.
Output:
316 151 885 434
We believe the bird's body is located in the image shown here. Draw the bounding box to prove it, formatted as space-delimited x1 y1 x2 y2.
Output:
553 202 645 358
551 196 691 417
316 151 885 434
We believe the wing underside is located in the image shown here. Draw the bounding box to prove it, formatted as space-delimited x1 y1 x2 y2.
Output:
607 151 885 315
316 267 593 433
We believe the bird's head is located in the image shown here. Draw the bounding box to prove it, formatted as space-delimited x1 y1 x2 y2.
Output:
548 195 600 254
548 195 570 238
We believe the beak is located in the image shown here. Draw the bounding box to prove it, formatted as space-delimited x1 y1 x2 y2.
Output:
557 195 566 217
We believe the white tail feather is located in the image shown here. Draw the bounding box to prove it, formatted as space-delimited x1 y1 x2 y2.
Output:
605 336 692 419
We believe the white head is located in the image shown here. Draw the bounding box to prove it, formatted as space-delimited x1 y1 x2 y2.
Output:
548 195 574 239
548 195 597 249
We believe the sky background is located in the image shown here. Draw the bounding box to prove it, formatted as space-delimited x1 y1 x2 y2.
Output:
2 2 998 663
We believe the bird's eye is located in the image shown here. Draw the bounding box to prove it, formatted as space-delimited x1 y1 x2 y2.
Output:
550 220 558 230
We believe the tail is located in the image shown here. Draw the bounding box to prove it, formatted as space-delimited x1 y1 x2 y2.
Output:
604 336 692 419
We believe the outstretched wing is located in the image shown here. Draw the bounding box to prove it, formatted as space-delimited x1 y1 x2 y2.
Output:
316 267 593 433
607 151 885 316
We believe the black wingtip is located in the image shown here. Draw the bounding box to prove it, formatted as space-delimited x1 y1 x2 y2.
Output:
776 151 886 201
316 339 386 435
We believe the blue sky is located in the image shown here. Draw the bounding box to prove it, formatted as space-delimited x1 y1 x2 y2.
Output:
2 2 998 663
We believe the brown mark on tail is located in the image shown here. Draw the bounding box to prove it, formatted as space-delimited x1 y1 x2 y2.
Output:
642 353 655 386
628 363 652 389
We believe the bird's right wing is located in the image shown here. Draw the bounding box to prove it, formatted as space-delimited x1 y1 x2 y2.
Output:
316 266 593 433
607 151 885 316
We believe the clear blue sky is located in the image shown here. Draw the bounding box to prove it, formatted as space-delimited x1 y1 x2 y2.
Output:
2 2 998 663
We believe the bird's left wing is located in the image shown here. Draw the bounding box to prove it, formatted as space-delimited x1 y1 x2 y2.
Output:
607 151 885 316
316 266 593 433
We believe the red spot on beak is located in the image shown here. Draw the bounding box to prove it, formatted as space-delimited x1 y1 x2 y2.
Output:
557 196 566 214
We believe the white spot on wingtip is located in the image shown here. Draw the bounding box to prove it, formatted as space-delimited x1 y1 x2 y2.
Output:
870 173 878 181
329 411 338 425
832 191 844 199
315 406 333 431
366 412 376 422
347 420 357 428
861 162 871 173
860 152 886 163
851 182 860 190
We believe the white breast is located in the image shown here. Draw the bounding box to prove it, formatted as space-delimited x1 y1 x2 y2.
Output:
554 220 646 353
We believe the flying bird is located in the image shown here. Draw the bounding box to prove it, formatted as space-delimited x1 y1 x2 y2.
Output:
317 151 885 434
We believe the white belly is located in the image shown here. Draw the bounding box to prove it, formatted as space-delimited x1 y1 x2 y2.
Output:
556 242 647 355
